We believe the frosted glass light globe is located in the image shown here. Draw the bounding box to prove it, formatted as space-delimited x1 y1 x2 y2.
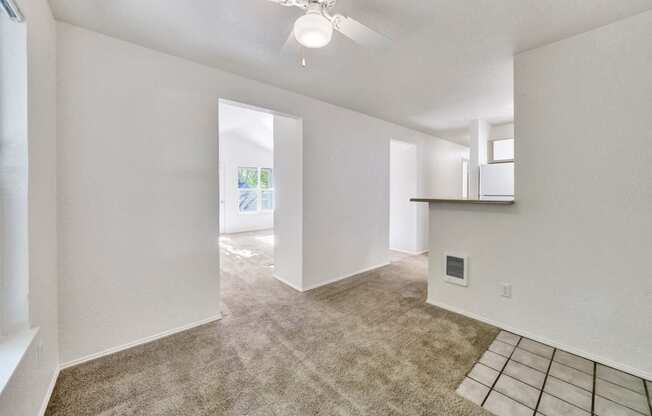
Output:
294 12 333 48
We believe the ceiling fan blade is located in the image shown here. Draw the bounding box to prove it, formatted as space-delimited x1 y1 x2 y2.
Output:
267 0 306 9
333 15 391 49
281 30 300 55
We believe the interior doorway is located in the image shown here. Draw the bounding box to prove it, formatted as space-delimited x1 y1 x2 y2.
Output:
389 139 420 255
218 102 275 235
217 99 304 292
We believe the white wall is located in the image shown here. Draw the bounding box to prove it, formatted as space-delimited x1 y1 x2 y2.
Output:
427 11 652 378
0 0 59 414
56 22 468 361
415 137 470 255
423 138 470 199
388 136 469 256
219 132 273 234
435 122 514 147
389 140 419 253
57 24 221 364
273 115 303 290
490 122 514 141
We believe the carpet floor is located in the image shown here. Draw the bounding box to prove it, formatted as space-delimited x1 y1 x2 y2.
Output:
46 230 497 415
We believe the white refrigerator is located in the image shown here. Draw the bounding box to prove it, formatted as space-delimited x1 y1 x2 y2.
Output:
480 163 514 201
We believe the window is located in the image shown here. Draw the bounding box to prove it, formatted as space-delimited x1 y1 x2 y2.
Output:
260 168 274 210
490 138 514 162
238 167 274 213
238 167 259 213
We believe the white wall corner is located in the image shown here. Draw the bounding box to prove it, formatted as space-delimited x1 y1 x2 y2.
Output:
59 314 222 370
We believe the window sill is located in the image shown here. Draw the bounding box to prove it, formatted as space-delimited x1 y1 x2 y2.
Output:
488 160 514 164
0 327 38 395
237 210 275 216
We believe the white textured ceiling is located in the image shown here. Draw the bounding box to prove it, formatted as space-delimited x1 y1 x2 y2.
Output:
219 102 274 150
49 0 652 134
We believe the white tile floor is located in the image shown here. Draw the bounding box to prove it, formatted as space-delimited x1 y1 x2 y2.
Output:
456 331 652 416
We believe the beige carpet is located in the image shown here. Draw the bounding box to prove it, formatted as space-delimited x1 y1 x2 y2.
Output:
46 230 497 415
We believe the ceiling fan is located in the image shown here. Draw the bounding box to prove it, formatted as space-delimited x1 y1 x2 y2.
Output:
268 0 390 50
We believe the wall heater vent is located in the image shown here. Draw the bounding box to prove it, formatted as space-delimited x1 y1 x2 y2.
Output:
443 253 468 286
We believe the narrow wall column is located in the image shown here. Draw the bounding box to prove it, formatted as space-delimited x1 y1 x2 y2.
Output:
389 140 419 253
469 120 489 199
273 115 304 290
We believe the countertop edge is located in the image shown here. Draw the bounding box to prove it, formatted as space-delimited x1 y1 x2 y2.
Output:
410 198 515 205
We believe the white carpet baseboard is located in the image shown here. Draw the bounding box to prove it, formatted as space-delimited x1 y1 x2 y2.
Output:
275 263 391 292
273 274 304 292
302 262 391 292
426 298 652 381
59 314 222 370
389 248 429 256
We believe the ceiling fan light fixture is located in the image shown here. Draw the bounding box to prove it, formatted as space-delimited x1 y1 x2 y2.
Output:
294 11 333 48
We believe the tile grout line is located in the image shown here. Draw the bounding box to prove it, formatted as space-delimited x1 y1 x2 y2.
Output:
468 370 588 415
548 381 649 416
556 355 644 396
469 333 515 376
591 361 597 416
508 354 564 379
498 372 544 393
546 373 593 394
497 367 591 408
593 373 651 397
533 348 556 415
489 389 542 414
589 375 652 414
518 345 558 361
551 357 594 377
509 357 550 375
518 352 648 415
462 334 650 416
593 393 651 416
481 337 522 407
477 340 585 414
491 375 578 414
544 389 594 414
475 371 641 416
497 337 555 362
587 365 651 416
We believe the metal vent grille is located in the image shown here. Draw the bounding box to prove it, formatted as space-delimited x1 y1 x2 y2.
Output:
446 256 465 279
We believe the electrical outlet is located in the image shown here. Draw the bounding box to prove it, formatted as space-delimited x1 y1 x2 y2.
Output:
501 283 512 298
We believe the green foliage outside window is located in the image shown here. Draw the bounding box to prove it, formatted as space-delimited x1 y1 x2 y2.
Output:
238 167 258 189
260 168 273 189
